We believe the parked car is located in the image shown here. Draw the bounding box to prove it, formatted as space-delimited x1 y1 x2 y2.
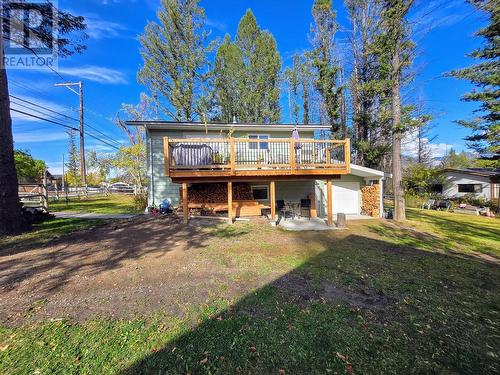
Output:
109 182 133 193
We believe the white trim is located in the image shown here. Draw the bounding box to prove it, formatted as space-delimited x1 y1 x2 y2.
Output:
350 163 385 178
127 121 329 132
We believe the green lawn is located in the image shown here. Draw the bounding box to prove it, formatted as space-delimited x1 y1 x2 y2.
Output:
0 209 499 374
375 208 500 257
49 194 141 214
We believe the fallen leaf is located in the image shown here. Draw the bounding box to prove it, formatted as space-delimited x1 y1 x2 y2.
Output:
199 357 208 365
278 369 286 374
346 363 354 374
336 352 347 362
249 346 257 353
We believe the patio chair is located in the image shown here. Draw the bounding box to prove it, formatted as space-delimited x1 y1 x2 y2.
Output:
276 200 292 221
422 199 435 210
436 200 452 211
300 199 311 219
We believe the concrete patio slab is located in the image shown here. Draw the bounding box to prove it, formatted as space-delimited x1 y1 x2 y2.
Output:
278 217 339 231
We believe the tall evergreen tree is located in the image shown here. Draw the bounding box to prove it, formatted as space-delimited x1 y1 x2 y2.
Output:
379 0 415 221
346 0 392 168
284 54 301 124
310 0 343 133
66 130 80 188
300 55 313 124
138 0 213 121
449 0 499 160
235 10 282 123
214 34 245 122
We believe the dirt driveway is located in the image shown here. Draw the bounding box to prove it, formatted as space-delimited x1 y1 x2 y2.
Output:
0 216 294 326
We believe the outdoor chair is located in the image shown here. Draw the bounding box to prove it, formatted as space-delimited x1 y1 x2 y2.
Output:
422 199 435 210
300 199 311 219
276 200 292 221
436 200 452 211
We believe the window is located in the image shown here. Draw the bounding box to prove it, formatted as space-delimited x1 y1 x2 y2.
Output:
251 185 269 200
249 134 269 150
430 184 443 193
458 184 482 193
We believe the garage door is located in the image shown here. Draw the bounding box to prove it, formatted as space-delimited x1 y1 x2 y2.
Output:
333 182 360 214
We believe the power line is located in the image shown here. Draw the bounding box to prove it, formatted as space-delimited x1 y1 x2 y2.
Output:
10 108 121 150
86 122 122 146
10 97 80 124
85 132 121 150
10 94 80 122
10 95 122 146
11 101 76 127
10 80 124 145
10 108 78 131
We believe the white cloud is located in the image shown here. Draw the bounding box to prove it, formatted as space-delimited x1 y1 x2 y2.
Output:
14 130 67 143
205 18 227 32
402 130 454 158
84 14 128 40
58 65 128 85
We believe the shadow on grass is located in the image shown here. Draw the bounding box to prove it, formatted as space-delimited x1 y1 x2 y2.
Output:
120 232 499 375
0 216 251 298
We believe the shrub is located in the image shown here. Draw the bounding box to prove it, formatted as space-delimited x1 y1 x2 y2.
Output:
133 193 148 210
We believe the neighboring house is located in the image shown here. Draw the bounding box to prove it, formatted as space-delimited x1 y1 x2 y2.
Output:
435 168 500 201
126 121 388 225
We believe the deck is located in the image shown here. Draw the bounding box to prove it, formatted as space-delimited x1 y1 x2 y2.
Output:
164 137 350 181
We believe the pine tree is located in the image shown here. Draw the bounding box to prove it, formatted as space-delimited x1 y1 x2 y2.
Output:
66 130 80 188
449 0 499 159
310 0 343 134
138 0 213 121
347 0 392 168
300 55 313 124
214 34 246 122
235 10 282 123
378 0 415 221
284 54 301 124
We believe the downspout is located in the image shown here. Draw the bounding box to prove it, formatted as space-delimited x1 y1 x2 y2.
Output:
147 127 155 207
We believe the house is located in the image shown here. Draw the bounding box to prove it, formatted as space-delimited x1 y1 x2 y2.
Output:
126 121 388 225
435 168 500 201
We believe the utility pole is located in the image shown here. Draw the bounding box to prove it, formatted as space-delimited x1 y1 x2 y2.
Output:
55 81 86 186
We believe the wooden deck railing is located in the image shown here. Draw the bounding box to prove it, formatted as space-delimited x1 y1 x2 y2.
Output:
164 137 350 178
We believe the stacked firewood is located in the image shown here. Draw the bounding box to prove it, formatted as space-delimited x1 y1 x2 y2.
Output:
182 183 254 203
361 184 380 217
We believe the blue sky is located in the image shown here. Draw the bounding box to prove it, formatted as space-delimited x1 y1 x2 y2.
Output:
8 0 487 174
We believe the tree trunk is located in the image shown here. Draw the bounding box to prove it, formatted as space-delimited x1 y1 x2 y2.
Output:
0 39 25 234
391 47 406 221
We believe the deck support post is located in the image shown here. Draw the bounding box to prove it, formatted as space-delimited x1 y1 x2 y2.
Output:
270 180 276 221
327 179 333 226
182 182 188 224
227 181 233 224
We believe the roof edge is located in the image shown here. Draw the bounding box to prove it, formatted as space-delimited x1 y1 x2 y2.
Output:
126 120 331 131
